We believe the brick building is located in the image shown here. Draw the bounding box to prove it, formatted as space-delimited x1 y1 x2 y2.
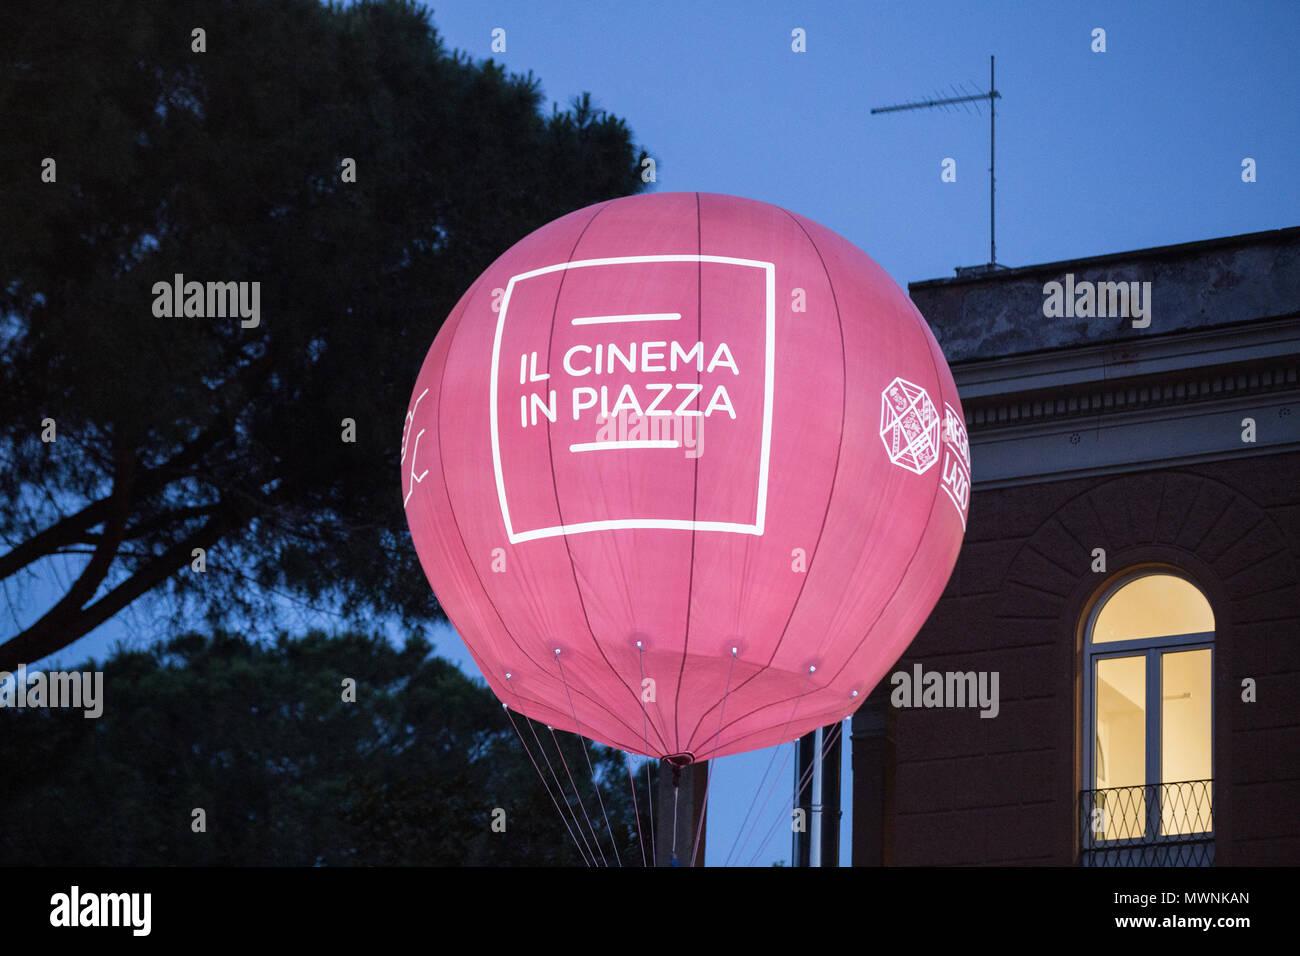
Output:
851 226 1300 866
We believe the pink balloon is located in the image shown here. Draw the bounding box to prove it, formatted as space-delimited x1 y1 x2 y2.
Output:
402 193 969 762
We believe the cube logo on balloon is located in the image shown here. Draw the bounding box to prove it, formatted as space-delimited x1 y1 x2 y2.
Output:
401 193 969 763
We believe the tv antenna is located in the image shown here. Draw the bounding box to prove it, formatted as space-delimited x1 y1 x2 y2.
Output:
871 55 1004 272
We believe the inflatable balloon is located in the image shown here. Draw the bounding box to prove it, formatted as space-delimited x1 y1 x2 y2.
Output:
401 192 969 763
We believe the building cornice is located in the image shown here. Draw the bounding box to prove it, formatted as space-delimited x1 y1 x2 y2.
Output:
952 316 1300 487
955 315 1299 427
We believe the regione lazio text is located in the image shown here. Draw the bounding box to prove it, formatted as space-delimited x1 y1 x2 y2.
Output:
401 192 970 763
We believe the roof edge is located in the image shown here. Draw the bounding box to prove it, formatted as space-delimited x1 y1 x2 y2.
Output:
909 225 1300 291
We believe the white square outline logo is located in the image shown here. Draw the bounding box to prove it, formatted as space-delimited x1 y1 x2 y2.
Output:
489 254 776 543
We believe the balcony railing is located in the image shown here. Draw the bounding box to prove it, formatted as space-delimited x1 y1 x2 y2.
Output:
1079 779 1213 866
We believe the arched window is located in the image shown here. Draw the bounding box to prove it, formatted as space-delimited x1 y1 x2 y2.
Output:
1081 570 1214 866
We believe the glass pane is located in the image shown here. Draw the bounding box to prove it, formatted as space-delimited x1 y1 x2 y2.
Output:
1092 574 1214 643
1095 655 1146 840
1161 648 1213 835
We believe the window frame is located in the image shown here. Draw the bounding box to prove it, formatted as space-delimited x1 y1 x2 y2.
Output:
1081 569 1215 849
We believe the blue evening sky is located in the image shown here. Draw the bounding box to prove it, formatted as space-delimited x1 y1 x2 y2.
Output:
11 0 1298 867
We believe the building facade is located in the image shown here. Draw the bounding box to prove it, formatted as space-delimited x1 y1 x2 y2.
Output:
852 227 1300 865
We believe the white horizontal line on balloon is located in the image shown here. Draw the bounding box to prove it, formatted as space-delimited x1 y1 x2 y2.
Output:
569 312 681 326
569 439 680 452
507 517 764 542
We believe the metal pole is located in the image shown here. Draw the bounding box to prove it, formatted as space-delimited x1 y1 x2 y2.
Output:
871 54 1004 270
656 758 706 866
822 722 842 866
989 55 996 266
810 726 824 867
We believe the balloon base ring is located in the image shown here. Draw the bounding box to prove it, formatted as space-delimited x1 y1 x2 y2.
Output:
661 752 695 787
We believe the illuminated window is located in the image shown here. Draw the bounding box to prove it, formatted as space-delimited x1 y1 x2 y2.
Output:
1082 571 1214 864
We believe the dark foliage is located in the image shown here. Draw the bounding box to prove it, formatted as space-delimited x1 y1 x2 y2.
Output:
0 629 654 865
0 0 648 666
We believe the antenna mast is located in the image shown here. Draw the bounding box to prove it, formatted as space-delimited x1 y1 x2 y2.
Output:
871 55 1003 269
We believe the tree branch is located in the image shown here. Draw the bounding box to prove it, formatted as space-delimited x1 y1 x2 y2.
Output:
0 497 114 582
0 507 237 670
121 503 221 541
0 423 224 582
0 444 135 666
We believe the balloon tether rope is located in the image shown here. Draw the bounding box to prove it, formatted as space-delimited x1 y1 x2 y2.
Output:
747 718 844 867
636 642 657 866
689 646 739 867
626 753 648 867
502 701 590 866
505 675 598 865
726 666 817 866
525 713 598 864
555 649 623 866
671 773 680 866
